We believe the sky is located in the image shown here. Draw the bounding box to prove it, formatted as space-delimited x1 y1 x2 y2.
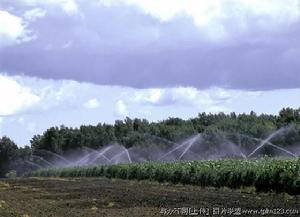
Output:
0 0 299 146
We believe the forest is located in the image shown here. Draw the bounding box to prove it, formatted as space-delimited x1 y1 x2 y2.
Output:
0 107 299 177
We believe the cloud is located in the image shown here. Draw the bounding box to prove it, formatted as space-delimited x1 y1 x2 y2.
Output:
24 8 46 21
129 86 274 113
130 87 226 113
0 73 89 116
0 74 40 116
15 0 79 15
115 100 128 117
100 0 300 25
83 98 101 109
101 0 300 39
0 10 33 47
132 86 258 108
132 87 201 106
1 73 294 120
0 73 299 146
0 1 299 90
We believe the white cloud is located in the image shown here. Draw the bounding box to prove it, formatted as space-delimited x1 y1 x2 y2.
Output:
24 7 46 21
132 87 230 106
98 0 300 40
130 86 268 113
51 80 78 101
133 88 163 104
20 0 79 15
0 74 298 145
133 87 198 106
62 0 78 14
0 74 87 115
124 0 300 25
0 74 294 122
34 80 86 111
122 0 223 25
172 87 199 103
0 74 40 116
84 98 101 109
115 100 128 117
0 10 32 47
0 73 265 118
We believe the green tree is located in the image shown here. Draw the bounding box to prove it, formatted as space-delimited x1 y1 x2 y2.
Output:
0 136 18 177
278 108 300 126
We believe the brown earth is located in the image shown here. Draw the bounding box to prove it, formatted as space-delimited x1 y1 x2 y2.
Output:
0 178 299 217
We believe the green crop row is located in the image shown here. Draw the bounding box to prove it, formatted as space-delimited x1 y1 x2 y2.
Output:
25 158 300 195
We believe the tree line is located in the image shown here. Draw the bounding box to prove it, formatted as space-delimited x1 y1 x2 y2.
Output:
0 107 299 177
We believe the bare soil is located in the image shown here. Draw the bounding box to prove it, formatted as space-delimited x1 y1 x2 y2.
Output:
0 178 299 217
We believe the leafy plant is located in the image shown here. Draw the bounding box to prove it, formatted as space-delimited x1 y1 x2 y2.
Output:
25 158 300 195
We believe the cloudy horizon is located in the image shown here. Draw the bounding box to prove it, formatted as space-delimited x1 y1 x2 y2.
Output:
0 0 299 146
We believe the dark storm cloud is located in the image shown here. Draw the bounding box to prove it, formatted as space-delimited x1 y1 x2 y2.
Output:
0 1 299 90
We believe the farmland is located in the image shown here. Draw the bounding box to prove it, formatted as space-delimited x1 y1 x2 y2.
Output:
1 177 300 217
26 158 300 195
1 109 300 216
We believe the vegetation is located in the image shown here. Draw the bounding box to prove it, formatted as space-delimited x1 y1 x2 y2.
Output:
0 136 32 177
1 107 300 177
5 170 17 179
0 137 18 177
26 158 300 195
29 107 300 154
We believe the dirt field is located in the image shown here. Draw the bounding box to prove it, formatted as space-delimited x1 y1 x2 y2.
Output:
0 178 299 217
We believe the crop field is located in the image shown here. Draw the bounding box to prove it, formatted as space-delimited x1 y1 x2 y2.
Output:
26 158 300 195
1 158 300 216
1 177 300 217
